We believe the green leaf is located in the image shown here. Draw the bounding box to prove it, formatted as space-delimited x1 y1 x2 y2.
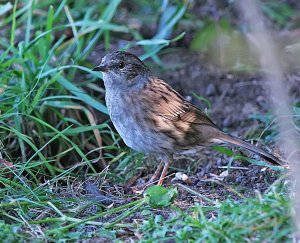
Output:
144 185 177 208
213 146 234 157
52 72 108 114
137 39 169 46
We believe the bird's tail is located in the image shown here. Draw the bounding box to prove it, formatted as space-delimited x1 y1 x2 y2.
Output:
216 133 283 166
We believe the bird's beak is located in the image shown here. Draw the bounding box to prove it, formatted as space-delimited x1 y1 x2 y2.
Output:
92 64 108 72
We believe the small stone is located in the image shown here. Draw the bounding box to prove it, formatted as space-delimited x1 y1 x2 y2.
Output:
175 172 191 183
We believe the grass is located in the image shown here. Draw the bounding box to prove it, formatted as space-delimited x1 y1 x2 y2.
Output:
139 187 291 242
0 181 292 241
0 0 297 241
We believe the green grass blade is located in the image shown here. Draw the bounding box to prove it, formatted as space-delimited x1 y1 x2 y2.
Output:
9 0 17 46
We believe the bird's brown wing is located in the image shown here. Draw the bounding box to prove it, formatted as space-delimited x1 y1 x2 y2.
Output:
145 77 221 130
158 101 221 129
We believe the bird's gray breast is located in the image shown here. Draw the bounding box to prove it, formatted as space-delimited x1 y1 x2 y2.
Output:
105 91 161 154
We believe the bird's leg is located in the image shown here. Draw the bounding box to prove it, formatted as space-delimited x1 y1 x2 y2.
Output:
131 158 171 193
146 156 171 186
147 161 163 184
132 162 163 193
158 160 170 186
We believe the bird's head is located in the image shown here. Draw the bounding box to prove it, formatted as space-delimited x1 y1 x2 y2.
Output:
92 51 150 90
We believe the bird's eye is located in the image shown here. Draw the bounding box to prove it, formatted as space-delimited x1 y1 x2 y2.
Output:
118 62 125 69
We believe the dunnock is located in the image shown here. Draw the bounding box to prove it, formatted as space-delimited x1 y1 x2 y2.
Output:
93 51 282 185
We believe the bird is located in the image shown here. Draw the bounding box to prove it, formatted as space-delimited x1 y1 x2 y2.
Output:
92 51 283 186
